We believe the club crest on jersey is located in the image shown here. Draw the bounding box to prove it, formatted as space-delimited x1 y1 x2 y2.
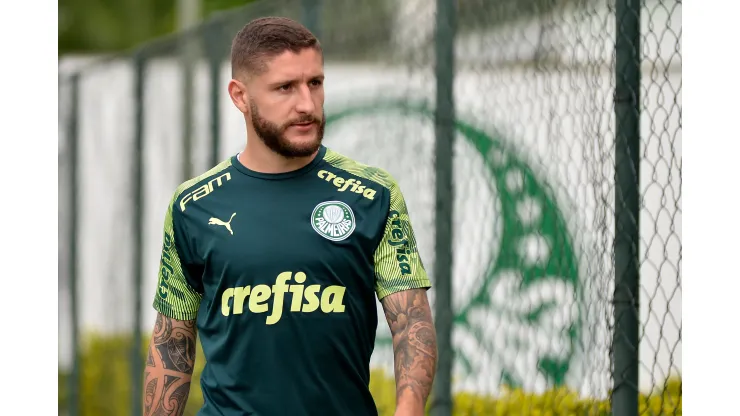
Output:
311 201 356 241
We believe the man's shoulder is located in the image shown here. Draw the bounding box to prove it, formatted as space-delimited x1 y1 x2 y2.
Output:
321 147 399 192
169 157 235 210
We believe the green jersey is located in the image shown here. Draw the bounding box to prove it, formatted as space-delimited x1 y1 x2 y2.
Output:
152 145 431 416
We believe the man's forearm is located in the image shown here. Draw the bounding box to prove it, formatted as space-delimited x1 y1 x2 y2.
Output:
143 313 198 416
382 289 438 411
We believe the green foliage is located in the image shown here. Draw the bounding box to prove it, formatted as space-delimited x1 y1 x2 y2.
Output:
58 334 205 416
57 0 571 55
59 334 681 415
58 371 68 412
370 369 681 416
58 334 142 415
58 0 258 54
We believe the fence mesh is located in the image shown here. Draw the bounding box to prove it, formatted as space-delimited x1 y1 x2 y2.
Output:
58 0 681 414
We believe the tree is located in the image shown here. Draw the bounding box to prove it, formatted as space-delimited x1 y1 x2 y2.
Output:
58 0 255 54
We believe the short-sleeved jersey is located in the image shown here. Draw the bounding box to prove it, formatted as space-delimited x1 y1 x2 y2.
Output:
152 145 431 416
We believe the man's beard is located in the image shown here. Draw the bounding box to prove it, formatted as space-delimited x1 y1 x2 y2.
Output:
250 100 325 159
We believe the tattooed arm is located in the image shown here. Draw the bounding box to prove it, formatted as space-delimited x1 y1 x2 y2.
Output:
143 312 198 416
381 288 438 416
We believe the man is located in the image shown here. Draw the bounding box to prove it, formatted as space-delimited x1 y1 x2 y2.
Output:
144 16 437 416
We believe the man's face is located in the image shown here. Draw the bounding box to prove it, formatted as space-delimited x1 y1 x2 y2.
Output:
246 48 325 158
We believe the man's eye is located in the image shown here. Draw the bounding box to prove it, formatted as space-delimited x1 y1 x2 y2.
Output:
310 80 323 87
278 84 291 91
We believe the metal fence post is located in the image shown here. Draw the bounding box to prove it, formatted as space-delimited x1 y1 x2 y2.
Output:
179 0 199 180
301 0 322 40
612 0 641 414
206 20 223 168
131 51 146 416
67 73 81 416
431 0 456 414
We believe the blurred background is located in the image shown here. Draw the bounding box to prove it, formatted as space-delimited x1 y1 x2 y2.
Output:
58 0 682 415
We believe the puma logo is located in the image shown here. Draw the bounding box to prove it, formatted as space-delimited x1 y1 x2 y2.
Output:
208 213 236 235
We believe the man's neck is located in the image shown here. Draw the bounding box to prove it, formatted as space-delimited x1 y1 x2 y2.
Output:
238 139 319 174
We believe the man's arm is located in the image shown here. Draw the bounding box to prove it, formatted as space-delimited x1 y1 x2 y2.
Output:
370 171 436 414
143 312 197 416
145 190 203 416
382 289 437 415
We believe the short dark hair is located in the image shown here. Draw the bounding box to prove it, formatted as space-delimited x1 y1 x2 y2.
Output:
230 17 322 77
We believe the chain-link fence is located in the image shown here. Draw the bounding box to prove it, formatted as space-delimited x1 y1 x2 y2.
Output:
58 0 681 414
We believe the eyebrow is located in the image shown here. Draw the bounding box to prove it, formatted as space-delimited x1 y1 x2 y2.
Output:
269 74 324 87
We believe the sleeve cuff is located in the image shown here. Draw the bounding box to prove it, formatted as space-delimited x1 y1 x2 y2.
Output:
376 278 432 301
152 298 199 321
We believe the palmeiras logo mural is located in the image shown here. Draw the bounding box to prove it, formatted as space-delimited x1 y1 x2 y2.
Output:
323 100 584 395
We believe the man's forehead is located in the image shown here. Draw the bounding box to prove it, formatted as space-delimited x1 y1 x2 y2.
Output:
262 49 323 81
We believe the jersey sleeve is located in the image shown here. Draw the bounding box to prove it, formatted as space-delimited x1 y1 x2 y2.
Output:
373 179 432 300
152 194 203 321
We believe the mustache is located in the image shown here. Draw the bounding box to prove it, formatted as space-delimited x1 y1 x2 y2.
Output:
286 115 321 126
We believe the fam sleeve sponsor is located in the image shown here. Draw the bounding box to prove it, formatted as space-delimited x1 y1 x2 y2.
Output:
180 172 231 212
372 179 432 300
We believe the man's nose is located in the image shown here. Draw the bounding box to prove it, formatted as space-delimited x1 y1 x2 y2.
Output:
294 84 316 114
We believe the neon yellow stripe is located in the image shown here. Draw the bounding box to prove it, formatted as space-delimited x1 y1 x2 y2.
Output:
373 183 431 299
323 148 395 190
174 158 234 205
153 158 233 320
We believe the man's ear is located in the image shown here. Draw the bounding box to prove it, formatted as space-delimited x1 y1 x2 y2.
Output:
228 78 250 114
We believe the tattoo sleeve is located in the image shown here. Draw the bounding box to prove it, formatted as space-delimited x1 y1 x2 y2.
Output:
381 288 437 408
143 312 197 416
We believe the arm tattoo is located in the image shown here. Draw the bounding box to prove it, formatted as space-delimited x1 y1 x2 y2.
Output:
381 289 437 406
143 313 197 416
